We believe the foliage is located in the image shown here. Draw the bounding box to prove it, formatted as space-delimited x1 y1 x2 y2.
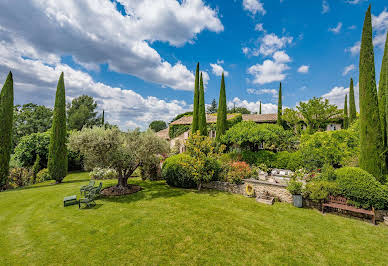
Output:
32 154 41 180
168 124 191 139
14 132 50 168
379 33 388 147
343 95 349 129
0 72 14 189
8 167 33 188
48 73 68 183
162 153 197 188
36 168 51 183
335 167 388 209
283 108 301 133
277 82 282 125
140 155 162 181
13 103 52 148
221 121 297 152
225 161 252 184
302 180 340 202
185 131 222 190
287 180 303 195
192 63 200 134
69 127 169 187
359 5 386 182
227 113 242 128
319 163 337 181
89 168 118 180
207 98 217 114
198 73 207 136
227 106 250 114
299 128 359 170
67 95 100 131
259 101 262 114
149 120 167 132
349 78 357 124
297 97 341 133
216 72 227 141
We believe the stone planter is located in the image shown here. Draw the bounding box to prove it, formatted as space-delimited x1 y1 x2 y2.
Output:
292 195 303 208
256 196 275 205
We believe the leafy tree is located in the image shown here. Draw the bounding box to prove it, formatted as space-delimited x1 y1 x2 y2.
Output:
0 72 14 189
359 5 385 182
259 101 262 114
32 154 41 181
207 99 217 114
149 120 167 132
227 106 251 114
67 95 100 131
283 108 301 133
198 73 207 136
13 103 52 148
69 127 169 188
192 63 200 134
297 97 341 134
48 73 67 183
343 95 349 129
14 132 51 168
277 82 282 125
216 72 227 141
349 78 357 123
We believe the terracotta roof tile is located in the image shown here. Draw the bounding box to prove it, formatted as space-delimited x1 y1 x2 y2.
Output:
170 113 278 125
155 128 170 140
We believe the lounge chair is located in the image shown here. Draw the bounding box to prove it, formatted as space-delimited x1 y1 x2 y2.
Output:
80 180 95 196
79 182 103 209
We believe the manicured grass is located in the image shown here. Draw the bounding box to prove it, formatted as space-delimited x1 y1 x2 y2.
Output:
0 172 387 265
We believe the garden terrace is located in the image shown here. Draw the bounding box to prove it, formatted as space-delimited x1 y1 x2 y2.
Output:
0 172 387 265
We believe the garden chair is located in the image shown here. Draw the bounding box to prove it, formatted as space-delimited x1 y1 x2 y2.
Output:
80 180 95 196
79 189 97 208
90 182 103 195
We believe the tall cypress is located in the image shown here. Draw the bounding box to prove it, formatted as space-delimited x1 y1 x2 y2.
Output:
277 82 282 125
359 5 385 182
48 72 68 183
381 32 388 148
349 78 357 123
198 73 207 136
259 101 262 114
102 110 105 127
0 72 14 189
216 73 227 141
343 95 349 129
192 63 200 134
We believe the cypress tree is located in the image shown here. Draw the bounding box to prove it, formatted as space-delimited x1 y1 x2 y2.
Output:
343 95 349 129
259 101 262 114
359 5 385 182
216 73 227 141
349 78 357 123
102 110 105 127
198 73 207 136
0 72 14 189
381 32 388 148
48 72 68 183
277 82 282 125
192 63 200 134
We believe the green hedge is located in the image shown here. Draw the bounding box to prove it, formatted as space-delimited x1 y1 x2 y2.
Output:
169 124 191 139
303 181 340 202
335 167 388 209
162 154 197 188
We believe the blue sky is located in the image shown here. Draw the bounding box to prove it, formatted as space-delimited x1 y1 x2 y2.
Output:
0 0 387 129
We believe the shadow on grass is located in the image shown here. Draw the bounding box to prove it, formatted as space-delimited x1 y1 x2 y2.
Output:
79 203 103 210
4 178 91 192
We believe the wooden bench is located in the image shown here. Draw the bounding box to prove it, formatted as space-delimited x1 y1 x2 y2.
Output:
322 196 375 224
64 195 78 207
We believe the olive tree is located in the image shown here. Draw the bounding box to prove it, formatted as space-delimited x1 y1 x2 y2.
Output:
69 127 169 188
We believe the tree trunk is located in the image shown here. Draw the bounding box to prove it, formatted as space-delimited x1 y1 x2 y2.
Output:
117 176 128 188
197 182 202 191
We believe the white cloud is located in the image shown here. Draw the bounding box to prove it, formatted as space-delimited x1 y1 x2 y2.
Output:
255 23 265 32
343 64 355 76
346 0 365 4
259 33 293 56
322 0 330 14
346 41 361 55
273 51 291 63
348 25 357 30
242 47 250 55
0 0 223 91
210 63 228 77
322 83 359 109
243 0 266 16
247 88 277 96
297 65 309 74
228 97 278 114
329 22 343 34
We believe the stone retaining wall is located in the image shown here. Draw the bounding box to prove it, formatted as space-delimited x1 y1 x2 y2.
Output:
203 179 292 203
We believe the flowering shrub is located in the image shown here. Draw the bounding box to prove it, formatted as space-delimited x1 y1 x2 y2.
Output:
36 168 51 183
226 161 252 184
89 168 118 180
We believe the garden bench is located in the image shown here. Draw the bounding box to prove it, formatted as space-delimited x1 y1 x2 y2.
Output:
80 180 95 196
322 196 375 224
63 195 78 207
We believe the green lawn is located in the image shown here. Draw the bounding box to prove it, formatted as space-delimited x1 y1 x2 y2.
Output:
0 172 387 265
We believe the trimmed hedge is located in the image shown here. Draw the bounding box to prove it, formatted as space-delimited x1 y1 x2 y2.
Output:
303 181 340 202
162 154 196 188
335 167 388 209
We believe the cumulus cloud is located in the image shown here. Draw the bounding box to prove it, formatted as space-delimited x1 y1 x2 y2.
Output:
346 0 365 4
297 65 309 74
258 33 293 56
0 0 223 91
255 23 265 32
322 83 359 109
210 63 228 77
343 64 355 76
228 97 278 114
247 88 277 96
329 22 343 34
243 0 266 16
322 0 330 14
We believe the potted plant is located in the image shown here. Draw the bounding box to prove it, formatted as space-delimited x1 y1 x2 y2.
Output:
287 180 303 208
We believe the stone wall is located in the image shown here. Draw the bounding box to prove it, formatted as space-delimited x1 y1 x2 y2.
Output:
203 179 292 203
